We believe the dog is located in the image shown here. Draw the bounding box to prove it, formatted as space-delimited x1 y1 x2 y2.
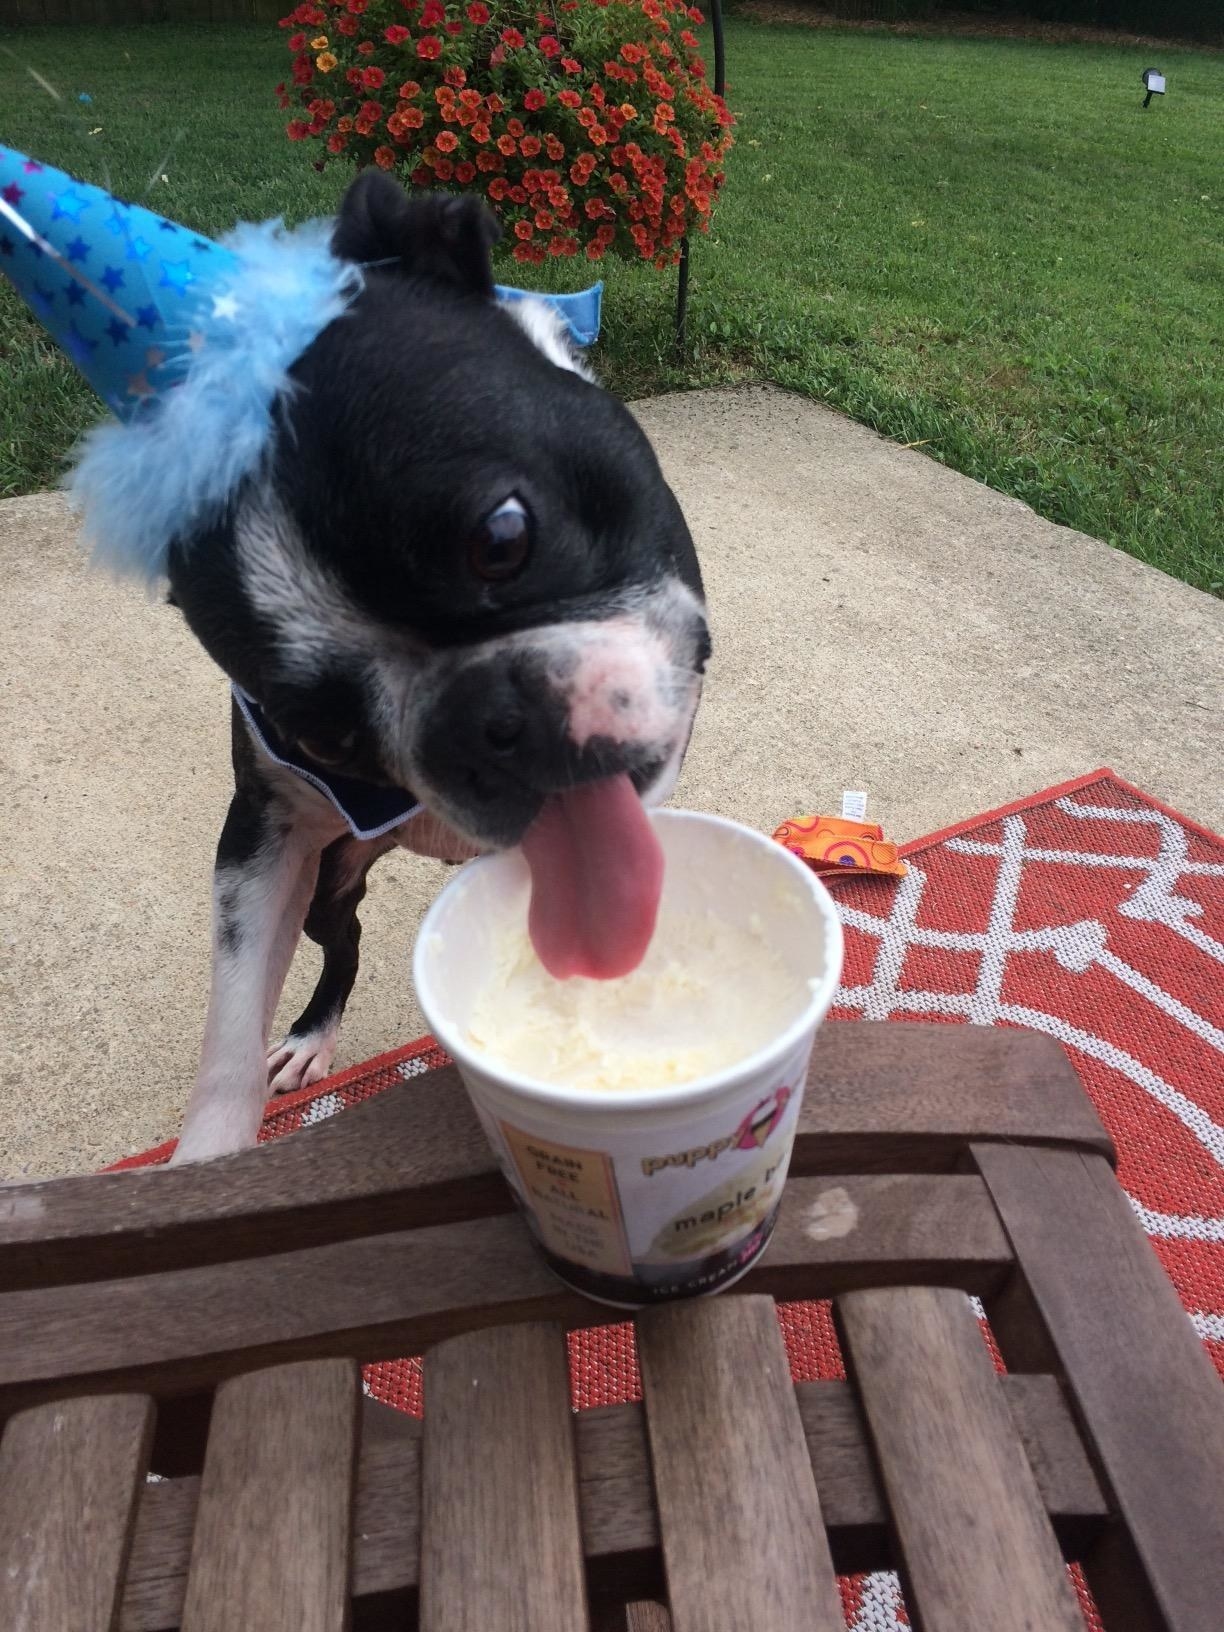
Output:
164 171 709 1163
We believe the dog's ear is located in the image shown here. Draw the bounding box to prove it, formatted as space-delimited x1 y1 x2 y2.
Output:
333 171 501 298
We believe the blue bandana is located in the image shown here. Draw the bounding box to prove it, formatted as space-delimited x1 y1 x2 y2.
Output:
233 686 421 842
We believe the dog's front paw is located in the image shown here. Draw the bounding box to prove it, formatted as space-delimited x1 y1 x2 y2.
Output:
169 1111 258 1166
267 1026 339 1096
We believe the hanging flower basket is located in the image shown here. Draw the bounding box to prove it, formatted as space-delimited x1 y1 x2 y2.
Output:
277 0 734 268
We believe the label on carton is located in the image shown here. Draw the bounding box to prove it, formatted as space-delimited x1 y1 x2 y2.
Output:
480 1048 810 1305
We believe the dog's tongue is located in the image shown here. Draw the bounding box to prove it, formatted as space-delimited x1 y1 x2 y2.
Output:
520 774 664 980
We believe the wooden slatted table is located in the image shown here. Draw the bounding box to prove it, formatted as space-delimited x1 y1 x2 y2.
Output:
0 1022 1221 1632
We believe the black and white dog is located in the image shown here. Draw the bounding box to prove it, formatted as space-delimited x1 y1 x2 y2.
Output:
166 171 709 1163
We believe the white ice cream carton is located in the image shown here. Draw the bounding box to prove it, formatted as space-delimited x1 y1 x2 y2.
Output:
413 809 844 1305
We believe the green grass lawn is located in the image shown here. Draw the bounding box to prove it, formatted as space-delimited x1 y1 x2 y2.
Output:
2 20 1221 590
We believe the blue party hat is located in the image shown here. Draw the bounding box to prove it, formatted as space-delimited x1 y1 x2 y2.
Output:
0 145 246 419
1 144 362 580
1 144 602 583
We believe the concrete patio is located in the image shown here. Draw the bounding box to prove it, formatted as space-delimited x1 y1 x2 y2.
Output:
2 384 1220 1179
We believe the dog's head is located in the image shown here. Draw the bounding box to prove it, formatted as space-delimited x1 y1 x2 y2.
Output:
168 171 708 855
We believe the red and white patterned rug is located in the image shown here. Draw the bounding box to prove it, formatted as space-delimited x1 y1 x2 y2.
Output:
116 768 1224 1630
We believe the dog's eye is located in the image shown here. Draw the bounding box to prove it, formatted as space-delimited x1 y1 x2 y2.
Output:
468 497 531 583
296 730 359 768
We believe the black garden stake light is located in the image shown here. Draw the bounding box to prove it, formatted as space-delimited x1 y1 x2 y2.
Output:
1142 68 1166 109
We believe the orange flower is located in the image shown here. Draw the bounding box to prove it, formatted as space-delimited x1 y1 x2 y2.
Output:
545 134 565 160
374 145 396 169
399 79 422 98
514 220 535 240
435 129 459 153
472 121 492 142
497 134 517 156
520 134 542 157
316 51 337 71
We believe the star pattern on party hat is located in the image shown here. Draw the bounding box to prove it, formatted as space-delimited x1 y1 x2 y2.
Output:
0 145 236 418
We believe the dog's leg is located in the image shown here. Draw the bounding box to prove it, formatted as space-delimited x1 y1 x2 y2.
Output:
266 834 394 1096
172 792 322 1164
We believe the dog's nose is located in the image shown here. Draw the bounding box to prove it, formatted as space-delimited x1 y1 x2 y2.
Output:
415 649 668 847
484 709 525 754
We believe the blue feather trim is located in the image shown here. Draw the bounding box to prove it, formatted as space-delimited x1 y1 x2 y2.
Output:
67 218 362 585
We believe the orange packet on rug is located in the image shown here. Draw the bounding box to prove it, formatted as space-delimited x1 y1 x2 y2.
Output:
772 813 908 880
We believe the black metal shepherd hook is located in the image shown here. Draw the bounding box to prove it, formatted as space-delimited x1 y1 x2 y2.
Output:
674 0 726 351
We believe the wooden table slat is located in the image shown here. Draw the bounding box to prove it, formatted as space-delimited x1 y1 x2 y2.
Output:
0 1025 1109 1292
0 1173 1011 1412
420 1322 589 1632
0 1393 153 1632
119 1371 1105 1631
637 1296 844 1632
179 1359 359 1632
976 1143 1224 1632
838 1285 1083 1632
